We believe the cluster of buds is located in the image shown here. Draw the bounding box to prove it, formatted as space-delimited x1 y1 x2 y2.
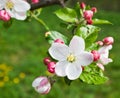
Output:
0 10 11 22
32 0 40 4
91 36 114 71
43 57 56 73
80 2 97 24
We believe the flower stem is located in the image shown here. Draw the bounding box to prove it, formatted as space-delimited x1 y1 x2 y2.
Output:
31 12 50 31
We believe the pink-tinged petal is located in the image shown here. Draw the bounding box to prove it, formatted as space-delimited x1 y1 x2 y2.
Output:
100 57 112 65
14 0 30 12
98 45 112 54
97 63 104 71
66 63 82 80
14 11 27 20
37 83 51 94
49 43 69 61
76 52 93 66
69 36 85 55
55 61 68 77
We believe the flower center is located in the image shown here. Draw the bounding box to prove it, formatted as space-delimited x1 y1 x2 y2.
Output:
6 0 14 10
67 54 76 63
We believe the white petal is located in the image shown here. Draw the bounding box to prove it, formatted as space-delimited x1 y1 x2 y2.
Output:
100 57 112 65
97 63 104 71
55 61 68 77
66 63 82 80
69 36 85 55
76 51 93 66
98 45 112 54
32 77 43 87
14 0 30 12
49 43 69 61
14 11 27 20
0 1 5 10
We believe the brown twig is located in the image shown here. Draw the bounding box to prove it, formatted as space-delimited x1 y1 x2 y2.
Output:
27 0 68 10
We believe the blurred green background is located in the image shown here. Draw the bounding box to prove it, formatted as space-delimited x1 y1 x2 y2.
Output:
0 0 120 98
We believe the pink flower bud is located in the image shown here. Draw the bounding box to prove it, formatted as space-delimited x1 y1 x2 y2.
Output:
43 57 51 65
103 37 114 45
91 7 97 13
0 10 11 21
80 2 86 9
54 39 64 44
91 50 100 61
32 76 51 94
47 62 56 73
32 0 39 4
86 19 93 25
96 41 103 46
83 10 93 20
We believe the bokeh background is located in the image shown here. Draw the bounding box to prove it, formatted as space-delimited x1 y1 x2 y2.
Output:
0 0 120 98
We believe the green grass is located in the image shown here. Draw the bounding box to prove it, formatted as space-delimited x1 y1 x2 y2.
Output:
0 5 120 98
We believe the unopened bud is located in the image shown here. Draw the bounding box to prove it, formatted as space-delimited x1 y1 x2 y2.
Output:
91 7 97 13
96 41 103 46
54 39 64 44
91 50 100 61
86 19 93 25
32 0 39 4
32 76 51 94
83 10 93 20
0 10 11 21
47 62 56 73
80 2 86 9
103 37 114 45
43 57 51 65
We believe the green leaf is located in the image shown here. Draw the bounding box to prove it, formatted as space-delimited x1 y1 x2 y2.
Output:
75 25 100 48
74 2 81 19
3 19 13 28
93 19 112 25
45 31 68 44
80 64 108 85
75 26 88 39
55 7 78 23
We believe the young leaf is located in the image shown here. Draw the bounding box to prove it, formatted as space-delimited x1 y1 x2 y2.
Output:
85 25 101 48
45 31 68 44
75 25 100 48
93 19 112 25
55 7 78 23
80 64 108 85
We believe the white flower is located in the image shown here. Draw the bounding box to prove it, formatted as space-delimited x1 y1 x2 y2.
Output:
0 0 30 20
49 36 93 80
97 45 113 70
32 76 51 94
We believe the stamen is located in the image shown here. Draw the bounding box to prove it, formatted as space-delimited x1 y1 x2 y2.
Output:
67 54 76 63
6 1 14 10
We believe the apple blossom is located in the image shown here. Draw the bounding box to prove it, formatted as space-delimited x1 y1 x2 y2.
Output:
97 45 113 70
0 10 11 21
49 36 93 80
0 0 30 20
32 76 51 94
